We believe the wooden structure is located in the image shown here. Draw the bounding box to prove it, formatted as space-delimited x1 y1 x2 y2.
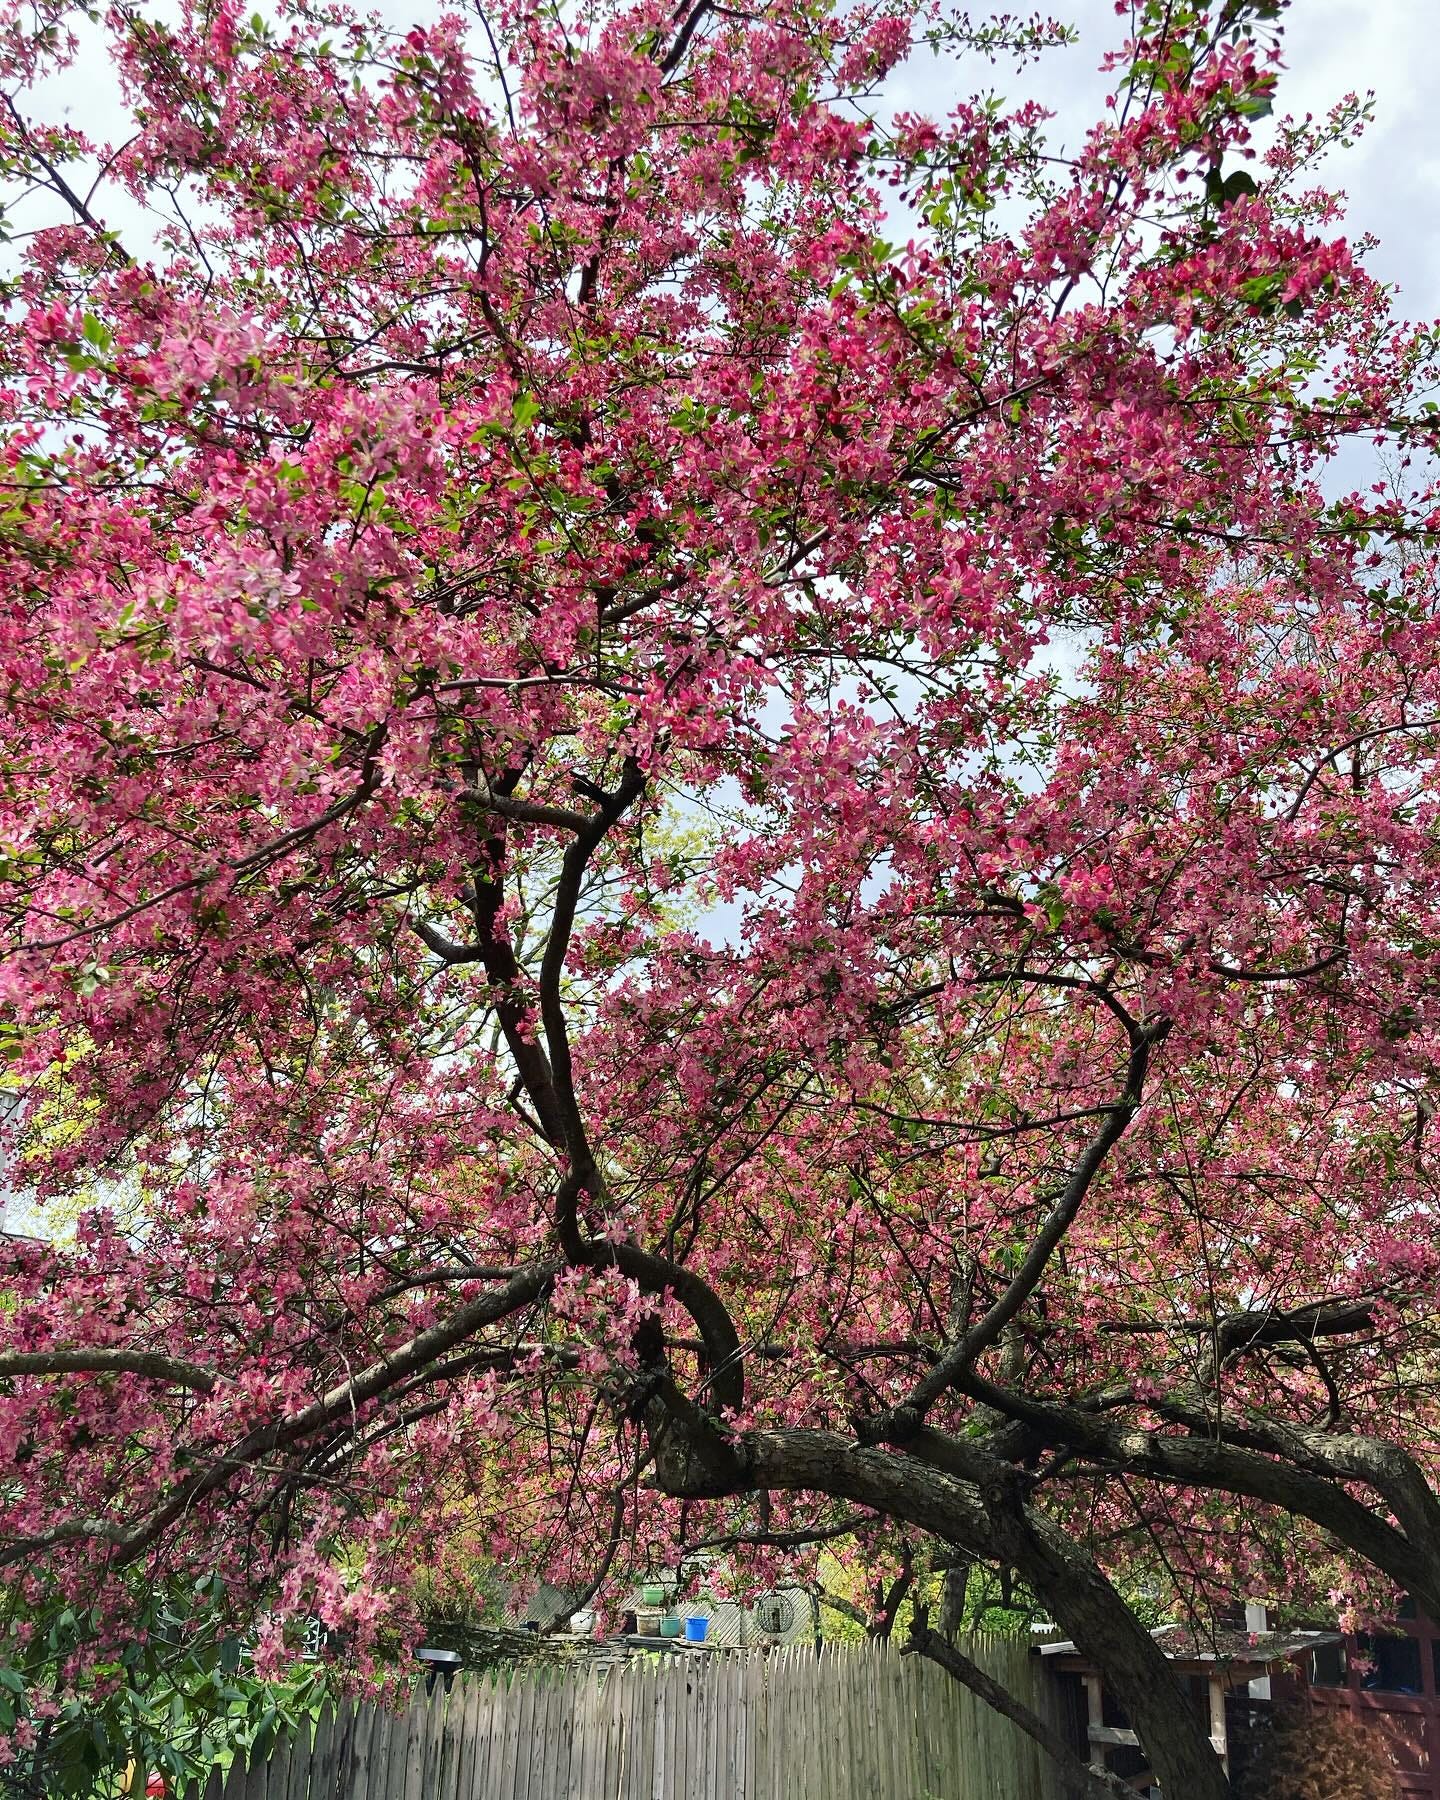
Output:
1273 1598 1440 1797
1036 1622 1341 1792
201 1637 1074 1800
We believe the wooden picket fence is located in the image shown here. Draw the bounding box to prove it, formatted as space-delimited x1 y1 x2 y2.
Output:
201 1636 1071 1800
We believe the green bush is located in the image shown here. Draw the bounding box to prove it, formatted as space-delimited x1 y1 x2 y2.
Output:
0 1574 327 1799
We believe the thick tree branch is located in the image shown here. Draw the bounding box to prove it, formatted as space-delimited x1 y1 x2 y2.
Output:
412 919 486 964
966 1378 1440 1617
0 1349 220 1393
954 1022 1166 1369
649 1426 1230 1800
539 757 646 1170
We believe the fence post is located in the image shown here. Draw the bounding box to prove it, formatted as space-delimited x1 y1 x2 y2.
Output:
197 1633 1079 1800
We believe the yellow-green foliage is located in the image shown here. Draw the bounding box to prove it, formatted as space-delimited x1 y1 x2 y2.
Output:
2 1052 143 1242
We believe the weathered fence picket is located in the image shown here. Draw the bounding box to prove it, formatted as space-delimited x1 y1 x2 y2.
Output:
200 1636 1070 1800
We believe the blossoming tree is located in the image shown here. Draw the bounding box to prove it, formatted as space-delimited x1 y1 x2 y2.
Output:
2 0 1440 1789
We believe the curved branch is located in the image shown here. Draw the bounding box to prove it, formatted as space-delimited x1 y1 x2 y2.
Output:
0 1262 561 1571
885 1020 1166 1435
539 757 646 1169
0 1349 220 1392
591 1237 746 1413
718 1429 1230 1800
954 1375 1440 1622
1154 1400 1440 1576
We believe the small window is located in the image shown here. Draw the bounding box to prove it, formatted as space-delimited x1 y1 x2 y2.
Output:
1398 1594 1419 1622
1358 1634 1423 1695
1310 1641 1347 1688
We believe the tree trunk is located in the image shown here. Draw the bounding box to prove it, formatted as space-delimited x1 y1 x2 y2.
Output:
1003 1506 1232 1800
725 1429 1233 1800
937 1556 970 1636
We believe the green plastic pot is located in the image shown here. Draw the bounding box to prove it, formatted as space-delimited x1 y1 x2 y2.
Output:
641 1583 666 1606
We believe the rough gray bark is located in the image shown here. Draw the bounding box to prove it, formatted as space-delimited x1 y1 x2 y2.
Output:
652 1424 1234 1800
936 1555 971 1636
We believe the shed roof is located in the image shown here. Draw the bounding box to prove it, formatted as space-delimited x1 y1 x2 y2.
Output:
1037 1623 1341 1669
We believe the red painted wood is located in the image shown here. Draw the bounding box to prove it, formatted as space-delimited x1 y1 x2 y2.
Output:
1281 1609 1440 1799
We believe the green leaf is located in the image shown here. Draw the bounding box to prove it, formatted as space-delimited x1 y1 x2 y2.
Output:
1205 166 1259 208
1238 272 1285 309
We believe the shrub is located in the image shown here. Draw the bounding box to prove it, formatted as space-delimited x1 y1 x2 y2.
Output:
1239 1705 1399 1800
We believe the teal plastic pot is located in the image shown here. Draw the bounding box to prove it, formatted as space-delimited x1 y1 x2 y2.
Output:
658 1616 683 1639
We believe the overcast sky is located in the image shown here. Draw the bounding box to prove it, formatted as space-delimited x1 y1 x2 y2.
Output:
29 0 1440 327
894 0 1440 324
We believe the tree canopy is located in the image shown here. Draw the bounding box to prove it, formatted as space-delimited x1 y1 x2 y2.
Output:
3 0 1440 1789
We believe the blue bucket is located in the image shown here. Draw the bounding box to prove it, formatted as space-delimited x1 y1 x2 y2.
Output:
684 1616 710 1644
